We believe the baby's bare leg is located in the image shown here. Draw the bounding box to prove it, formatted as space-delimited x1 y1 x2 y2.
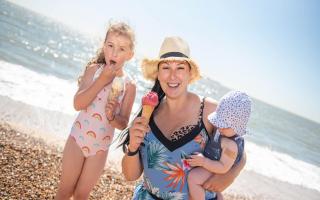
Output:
188 167 212 200
217 192 223 200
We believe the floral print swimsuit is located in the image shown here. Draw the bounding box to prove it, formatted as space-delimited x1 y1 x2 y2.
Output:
132 98 216 200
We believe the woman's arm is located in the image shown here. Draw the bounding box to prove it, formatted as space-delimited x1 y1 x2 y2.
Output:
107 82 136 130
121 117 149 181
122 148 143 181
203 152 246 192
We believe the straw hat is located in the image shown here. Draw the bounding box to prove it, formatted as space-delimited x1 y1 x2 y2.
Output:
141 36 201 83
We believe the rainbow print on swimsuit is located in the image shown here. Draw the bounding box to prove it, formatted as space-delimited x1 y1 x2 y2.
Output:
92 113 103 121
74 121 81 129
86 131 97 139
81 146 90 154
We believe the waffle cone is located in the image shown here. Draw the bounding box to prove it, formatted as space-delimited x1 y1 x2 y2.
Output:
108 90 121 101
142 105 155 122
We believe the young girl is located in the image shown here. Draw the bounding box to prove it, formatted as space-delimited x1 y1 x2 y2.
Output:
55 22 136 200
187 91 252 200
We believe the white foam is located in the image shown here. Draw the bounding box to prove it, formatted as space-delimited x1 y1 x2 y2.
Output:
245 141 320 192
0 60 77 115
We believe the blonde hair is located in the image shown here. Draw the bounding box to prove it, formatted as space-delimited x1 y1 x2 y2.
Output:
78 22 135 84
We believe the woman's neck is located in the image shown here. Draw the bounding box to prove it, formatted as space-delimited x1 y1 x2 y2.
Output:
163 92 192 114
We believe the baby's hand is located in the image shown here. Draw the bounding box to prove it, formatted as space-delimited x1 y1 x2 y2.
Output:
105 99 119 121
187 153 206 167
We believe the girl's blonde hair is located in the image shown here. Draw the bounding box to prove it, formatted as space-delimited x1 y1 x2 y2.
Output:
78 22 135 84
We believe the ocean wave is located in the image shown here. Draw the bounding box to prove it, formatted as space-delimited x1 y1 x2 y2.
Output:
246 141 320 192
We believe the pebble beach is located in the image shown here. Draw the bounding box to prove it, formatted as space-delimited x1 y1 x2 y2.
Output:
0 122 256 200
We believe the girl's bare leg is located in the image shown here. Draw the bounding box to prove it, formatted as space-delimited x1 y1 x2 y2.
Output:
55 136 85 200
73 151 107 200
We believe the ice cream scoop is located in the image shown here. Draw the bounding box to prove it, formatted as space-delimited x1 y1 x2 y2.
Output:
108 76 125 102
142 91 159 122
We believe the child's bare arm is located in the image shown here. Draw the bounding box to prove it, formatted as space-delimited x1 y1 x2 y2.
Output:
203 152 246 192
203 138 238 174
187 138 238 174
107 81 136 130
74 64 115 111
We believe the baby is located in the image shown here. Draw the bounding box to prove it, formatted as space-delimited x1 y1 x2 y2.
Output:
187 91 252 200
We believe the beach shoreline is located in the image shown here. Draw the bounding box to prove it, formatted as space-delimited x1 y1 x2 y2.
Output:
1 122 319 199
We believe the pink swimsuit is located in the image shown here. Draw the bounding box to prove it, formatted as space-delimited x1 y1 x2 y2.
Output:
70 66 130 157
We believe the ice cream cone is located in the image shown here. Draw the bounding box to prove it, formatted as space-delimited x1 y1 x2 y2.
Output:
142 105 155 122
108 89 121 101
108 76 125 102
142 91 159 122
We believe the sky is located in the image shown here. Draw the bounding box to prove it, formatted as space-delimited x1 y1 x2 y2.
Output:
9 0 320 123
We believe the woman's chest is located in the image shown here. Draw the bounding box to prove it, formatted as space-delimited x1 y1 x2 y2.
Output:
139 130 209 195
141 129 209 166
153 114 198 139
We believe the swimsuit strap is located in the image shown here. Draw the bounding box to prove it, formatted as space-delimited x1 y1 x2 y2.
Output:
197 97 206 126
93 64 104 80
170 96 206 142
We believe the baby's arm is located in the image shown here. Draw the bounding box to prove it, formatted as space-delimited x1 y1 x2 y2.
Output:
188 138 238 174
74 64 116 111
204 138 238 173
203 152 246 193
107 81 136 130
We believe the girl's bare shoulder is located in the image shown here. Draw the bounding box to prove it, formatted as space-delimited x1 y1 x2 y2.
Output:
85 63 101 74
125 81 136 94
78 63 101 87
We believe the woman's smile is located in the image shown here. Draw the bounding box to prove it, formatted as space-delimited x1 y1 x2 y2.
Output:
167 82 180 88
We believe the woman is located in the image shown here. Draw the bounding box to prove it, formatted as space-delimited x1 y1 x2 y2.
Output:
121 36 246 200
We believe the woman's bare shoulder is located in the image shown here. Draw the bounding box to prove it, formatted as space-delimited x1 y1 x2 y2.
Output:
201 97 218 134
204 97 218 114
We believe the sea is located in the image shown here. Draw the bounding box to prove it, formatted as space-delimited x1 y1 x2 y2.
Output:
1 0 319 196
